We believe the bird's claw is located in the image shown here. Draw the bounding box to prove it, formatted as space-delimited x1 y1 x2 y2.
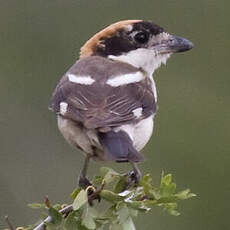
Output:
87 182 105 206
125 170 141 189
79 177 105 206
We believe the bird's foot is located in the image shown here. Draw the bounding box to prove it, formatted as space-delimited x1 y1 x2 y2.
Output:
87 182 105 206
78 175 92 189
78 176 104 206
125 170 142 189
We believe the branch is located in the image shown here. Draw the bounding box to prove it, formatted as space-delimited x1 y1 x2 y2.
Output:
33 185 104 230
33 204 73 230
5 216 15 230
15 167 195 230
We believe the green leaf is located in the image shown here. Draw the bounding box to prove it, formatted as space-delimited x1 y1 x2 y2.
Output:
28 203 46 209
162 202 180 216
70 188 81 200
73 189 88 210
175 189 196 200
161 173 172 185
120 216 136 230
21 167 196 230
126 200 150 212
92 175 104 186
139 174 152 191
48 207 63 226
128 208 138 217
114 176 127 193
117 204 130 224
100 190 124 203
110 223 122 230
168 208 180 216
157 196 177 203
160 174 176 196
100 167 120 184
82 205 96 229
76 220 90 230
64 211 78 230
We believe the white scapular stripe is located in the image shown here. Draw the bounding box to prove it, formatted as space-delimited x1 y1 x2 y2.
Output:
106 72 144 87
60 102 68 115
68 74 95 85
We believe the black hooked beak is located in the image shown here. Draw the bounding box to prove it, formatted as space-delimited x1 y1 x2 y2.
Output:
167 35 194 53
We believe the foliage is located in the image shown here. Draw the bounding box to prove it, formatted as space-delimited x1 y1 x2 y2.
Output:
11 167 195 230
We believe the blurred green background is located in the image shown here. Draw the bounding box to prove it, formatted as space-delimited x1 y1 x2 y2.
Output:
0 0 229 229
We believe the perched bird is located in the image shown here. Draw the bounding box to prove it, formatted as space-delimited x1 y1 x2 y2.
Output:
49 20 193 188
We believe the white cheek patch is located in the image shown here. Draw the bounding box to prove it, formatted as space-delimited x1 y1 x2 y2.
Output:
155 32 170 43
106 71 144 87
60 102 68 115
132 107 143 118
68 73 95 85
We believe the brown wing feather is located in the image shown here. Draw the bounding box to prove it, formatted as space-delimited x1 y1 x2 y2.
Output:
50 56 156 129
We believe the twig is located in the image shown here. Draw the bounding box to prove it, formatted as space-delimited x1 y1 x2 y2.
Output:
5 216 15 230
33 204 73 230
33 184 105 230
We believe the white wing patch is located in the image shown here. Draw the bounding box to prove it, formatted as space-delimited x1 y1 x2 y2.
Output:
60 102 68 115
106 72 144 87
132 107 143 118
68 74 95 85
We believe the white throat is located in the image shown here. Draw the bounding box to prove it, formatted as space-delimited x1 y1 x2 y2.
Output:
108 48 171 76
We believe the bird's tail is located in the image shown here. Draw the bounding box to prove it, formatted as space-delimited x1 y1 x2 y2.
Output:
98 130 144 162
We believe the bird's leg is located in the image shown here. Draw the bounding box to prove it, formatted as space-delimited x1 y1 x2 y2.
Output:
126 162 142 189
78 155 102 205
78 155 92 189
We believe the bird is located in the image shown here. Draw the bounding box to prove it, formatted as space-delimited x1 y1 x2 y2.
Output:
49 20 193 189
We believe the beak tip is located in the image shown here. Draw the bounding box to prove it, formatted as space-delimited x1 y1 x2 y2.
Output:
183 39 194 52
170 35 194 53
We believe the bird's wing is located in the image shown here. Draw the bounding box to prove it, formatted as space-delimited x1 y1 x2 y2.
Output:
50 56 156 129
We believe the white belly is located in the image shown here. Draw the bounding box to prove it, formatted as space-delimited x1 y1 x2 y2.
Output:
114 115 154 151
133 115 154 151
57 115 154 160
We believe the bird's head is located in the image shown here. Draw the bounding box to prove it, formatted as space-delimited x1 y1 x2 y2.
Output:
80 20 193 75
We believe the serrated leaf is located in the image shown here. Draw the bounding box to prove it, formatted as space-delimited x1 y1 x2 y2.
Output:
160 173 176 197
161 182 176 196
161 174 172 186
64 211 78 230
48 207 63 226
73 189 88 210
175 189 196 200
162 202 180 216
139 174 152 190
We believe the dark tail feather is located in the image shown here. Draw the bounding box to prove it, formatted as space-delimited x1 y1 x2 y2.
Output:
98 130 144 162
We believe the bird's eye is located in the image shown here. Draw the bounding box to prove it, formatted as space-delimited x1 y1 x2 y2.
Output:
134 32 149 44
